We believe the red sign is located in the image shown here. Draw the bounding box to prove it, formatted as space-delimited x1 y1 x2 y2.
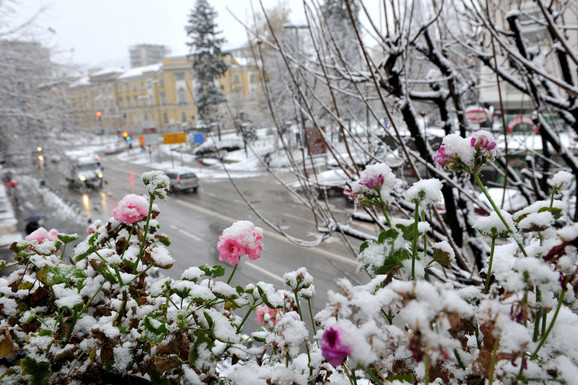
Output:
466 108 489 123
507 116 537 133
305 126 327 156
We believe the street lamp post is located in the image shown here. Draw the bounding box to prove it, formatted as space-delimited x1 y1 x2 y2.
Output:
283 23 308 152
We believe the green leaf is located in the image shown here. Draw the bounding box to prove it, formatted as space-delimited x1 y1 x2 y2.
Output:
396 222 416 241
378 228 399 244
257 286 281 309
203 311 214 330
359 240 370 253
74 243 98 262
95 265 118 284
48 265 86 286
57 233 79 244
157 235 171 246
149 369 172 385
374 249 410 275
20 356 51 385
142 313 168 344
18 281 34 291
199 264 225 278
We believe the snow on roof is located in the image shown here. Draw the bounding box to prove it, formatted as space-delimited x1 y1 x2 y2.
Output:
90 67 125 77
118 63 162 79
69 76 90 87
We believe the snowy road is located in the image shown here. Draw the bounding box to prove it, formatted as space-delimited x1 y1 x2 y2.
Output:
67 155 368 315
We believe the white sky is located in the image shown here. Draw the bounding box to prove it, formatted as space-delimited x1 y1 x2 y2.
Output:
11 0 307 70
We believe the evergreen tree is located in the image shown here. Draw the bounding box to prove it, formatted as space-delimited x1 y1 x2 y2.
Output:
185 0 228 132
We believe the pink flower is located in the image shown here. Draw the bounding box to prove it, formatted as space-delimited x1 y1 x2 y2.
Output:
216 237 246 265
25 227 59 243
320 326 352 367
349 163 396 206
113 194 149 225
255 305 279 325
216 221 264 265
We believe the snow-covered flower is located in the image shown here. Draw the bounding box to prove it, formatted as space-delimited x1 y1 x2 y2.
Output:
113 194 149 225
474 210 514 238
217 220 263 265
320 326 352 367
550 170 573 191
435 130 497 173
141 170 170 199
255 305 280 326
348 163 396 206
25 227 59 243
406 178 443 209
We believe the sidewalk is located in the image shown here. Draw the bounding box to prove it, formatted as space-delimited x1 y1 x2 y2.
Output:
0 181 23 270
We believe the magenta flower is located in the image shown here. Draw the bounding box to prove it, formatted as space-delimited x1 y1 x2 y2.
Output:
320 326 352 367
471 134 496 151
25 227 59 243
113 194 149 225
434 143 452 165
435 131 497 173
349 163 396 206
255 305 280 326
216 220 264 265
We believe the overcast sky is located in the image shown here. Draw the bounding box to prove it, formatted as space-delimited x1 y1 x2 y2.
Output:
11 0 306 70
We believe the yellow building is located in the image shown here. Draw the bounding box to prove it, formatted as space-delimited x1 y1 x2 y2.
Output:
66 46 262 136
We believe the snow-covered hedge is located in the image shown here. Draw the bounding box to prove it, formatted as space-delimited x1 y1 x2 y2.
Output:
0 132 577 384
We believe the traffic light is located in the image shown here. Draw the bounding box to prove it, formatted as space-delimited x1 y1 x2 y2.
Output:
122 132 131 141
96 111 102 119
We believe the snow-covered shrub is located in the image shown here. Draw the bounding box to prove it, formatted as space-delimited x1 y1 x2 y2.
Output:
0 133 576 384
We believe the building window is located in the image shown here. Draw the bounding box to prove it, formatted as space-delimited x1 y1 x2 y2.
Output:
147 80 151 88
125 83 129 92
177 87 187 104
134 96 139 107
149 95 154 106
133 83 137 91
233 74 240 84
163 113 168 124
175 72 185 81
144 113 148 122
160 93 166 105
126 97 131 108
181 112 187 122
159 79 164 88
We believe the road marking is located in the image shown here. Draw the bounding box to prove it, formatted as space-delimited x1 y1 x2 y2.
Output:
174 199 357 267
168 224 203 242
244 261 285 283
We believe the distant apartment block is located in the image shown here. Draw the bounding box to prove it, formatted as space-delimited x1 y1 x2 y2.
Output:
129 44 170 68
65 45 263 134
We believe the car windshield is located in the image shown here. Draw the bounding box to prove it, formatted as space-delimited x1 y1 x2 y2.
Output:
180 173 196 179
77 163 99 171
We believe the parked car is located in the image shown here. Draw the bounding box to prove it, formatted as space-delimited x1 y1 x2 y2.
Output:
312 168 350 198
165 168 199 193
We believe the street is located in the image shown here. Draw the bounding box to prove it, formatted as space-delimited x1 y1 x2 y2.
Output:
49 154 369 314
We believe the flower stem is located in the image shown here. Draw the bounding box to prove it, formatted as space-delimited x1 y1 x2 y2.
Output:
133 196 155 274
489 337 500 385
483 236 497 294
411 201 419 281
307 298 317 339
530 290 565 360
473 172 527 257
227 263 238 285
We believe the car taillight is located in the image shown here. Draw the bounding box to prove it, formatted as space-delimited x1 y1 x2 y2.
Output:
177 176 181 184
